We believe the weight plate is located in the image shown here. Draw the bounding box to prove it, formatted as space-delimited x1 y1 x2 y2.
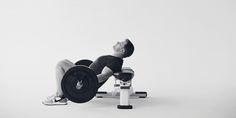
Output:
61 66 98 103
75 59 93 67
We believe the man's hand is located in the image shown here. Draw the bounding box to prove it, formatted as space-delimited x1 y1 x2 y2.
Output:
97 66 114 83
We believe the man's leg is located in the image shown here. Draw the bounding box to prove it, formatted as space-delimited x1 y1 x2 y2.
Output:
43 59 75 105
56 59 75 97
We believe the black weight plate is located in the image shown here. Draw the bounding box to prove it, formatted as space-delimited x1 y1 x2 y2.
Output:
75 59 93 67
61 66 98 103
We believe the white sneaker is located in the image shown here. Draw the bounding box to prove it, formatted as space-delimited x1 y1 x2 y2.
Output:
46 93 58 100
42 95 68 106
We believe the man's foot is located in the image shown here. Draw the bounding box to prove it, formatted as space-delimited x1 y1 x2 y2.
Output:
42 95 68 106
46 93 57 100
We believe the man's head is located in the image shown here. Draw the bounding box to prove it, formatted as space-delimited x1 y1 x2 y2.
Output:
113 39 135 58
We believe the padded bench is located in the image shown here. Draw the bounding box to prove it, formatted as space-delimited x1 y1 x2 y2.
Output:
96 67 147 109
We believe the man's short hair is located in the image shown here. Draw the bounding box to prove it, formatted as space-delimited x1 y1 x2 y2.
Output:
123 39 134 58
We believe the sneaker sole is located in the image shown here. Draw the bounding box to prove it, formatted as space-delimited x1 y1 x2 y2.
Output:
42 101 68 106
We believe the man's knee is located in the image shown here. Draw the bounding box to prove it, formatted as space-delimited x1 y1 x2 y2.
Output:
56 59 74 71
56 59 67 68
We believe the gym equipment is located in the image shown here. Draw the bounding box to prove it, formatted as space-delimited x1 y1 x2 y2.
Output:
96 67 147 109
75 59 93 66
62 59 148 109
61 65 98 103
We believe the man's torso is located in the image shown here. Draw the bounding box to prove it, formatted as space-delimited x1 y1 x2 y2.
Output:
89 55 123 75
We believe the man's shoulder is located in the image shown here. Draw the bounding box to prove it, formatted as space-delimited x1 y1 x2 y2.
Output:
98 55 114 59
97 55 109 59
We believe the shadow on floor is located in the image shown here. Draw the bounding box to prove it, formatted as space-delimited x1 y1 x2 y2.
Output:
89 96 180 109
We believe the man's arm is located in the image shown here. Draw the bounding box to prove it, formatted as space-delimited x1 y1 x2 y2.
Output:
97 66 114 83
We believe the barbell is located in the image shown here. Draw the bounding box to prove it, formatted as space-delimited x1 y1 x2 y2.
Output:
61 59 99 103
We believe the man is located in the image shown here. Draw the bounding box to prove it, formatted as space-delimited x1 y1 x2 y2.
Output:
43 39 135 105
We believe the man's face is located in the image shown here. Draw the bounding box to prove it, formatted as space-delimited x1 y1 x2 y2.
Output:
113 40 128 53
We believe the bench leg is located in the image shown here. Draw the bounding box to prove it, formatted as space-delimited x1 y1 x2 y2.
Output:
95 80 147 109
117 81 132 109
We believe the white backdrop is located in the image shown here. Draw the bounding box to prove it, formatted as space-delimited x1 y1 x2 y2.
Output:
0 0 236 118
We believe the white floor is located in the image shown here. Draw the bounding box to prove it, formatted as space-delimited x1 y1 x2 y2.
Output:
0 73 235 118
